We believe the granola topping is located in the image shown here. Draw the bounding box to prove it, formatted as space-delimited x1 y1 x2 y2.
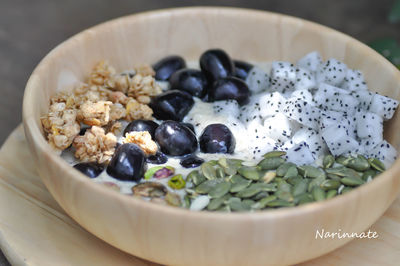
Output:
125 98 153 121
73 126 117 164
77 101 112 126
122 131 158 155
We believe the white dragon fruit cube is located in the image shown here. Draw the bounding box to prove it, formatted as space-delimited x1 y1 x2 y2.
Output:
238 96 262 123
321 124 360 156
351 90 374 111
313 83 350 107
285 141 315 165
213 100 240 118
270 61 297 94
328 93 359 116
246 136 276 161
292 127 328 159
245 66 270 94
296 51 323 73
282 98 321 129
263 113 293 142
316 58 348 86
258 91 286 119
291 89 314 105
368 140 398 169
360 137 382 153
341 69 368 91
294 67 317 91
355 111 383 141
369 93 399 120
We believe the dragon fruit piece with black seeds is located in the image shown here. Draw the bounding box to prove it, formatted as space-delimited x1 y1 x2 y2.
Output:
269 61 297 95
321 124 360 156
296 51 323 73
291 89 314 105
292 127 328 159
316 58 348 86
282 98 321 129
355 111 383 142
313 83 350 107
294 67 317 91
341 69 368 91
213 100 240 118
368 140 397 169
351 90 374 111
263 113 294 142
245 66 270 94
369 93 399 120
285 141 315 165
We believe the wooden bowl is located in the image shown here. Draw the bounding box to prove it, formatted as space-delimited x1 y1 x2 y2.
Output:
22 7 400 266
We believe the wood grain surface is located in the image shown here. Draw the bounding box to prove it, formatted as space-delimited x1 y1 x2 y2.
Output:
0 125 399 265
20 7 400 266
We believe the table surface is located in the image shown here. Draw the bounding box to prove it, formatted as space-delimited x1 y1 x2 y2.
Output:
0 0 399 265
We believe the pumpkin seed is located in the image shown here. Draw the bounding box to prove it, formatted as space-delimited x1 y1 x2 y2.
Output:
242 199 256 210
207 194 230 211
217 157 229 168
362 169 378 181
294 193 314 205
326 167 360 179
323 155 335 168
227 197 244 212
336 155 351 165
216 205 231 212
326 189 337 199
341 187 353 194
183 195 191 208
266 199 294 207
327 173 341 181
312 186 326 201
215 166 226 179
252 195 277 209
263 150 286 158
252 191 269 201
132 182 167 198
236 185 263 198
208 181 231 198
190 195 210 211
230 179 251 193
230 174 247 183
298 165 326 179
320 179 341 190
195 179 224 194
208 160 218 166
284 166 298 179
338 184 345 194
276 162 296 176
292 179 308 196
346 155 370 171
262 171 276 183
238 166 260 180
168 174 186 190
368 157 385 172
308 175 326 192
165 192 181 207
258 157 285 170
189 170 206 186
201 162 217 180
340 176 364 186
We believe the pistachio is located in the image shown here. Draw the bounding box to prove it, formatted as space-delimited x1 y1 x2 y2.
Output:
201 162 217 180
144 166 163 180
323 155 335 168
168 174 186 190
368 157 385 172
132 182 167 198
263 150 286 158
276 162 296 176
258 157 285 170
238 166 260 180
208 181 231 198
312 186 326 201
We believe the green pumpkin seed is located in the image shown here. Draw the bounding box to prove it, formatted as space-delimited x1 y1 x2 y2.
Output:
284 166 298 179
230 180 251 193
207 194 230 211
183 195 191 208
258 157 285 170
208 160 218 166
242 199 256 210
266 199 294 207
201 162 217 180
165 192 181 207
238 166 260 180
368 157 385 172
298 165 326 179
215 166 226 179
230 174 247 183
326 189 337 199
312 186 326 201
276 162 296 176
216 205 231 212
336 155 351 165
217 157 229 168
327 173 341 181
308 175 326 192
195 179 224 194
340 176 364 186
252 195 277 209
286 176 303 186
226 197 244 212
341 187 353 194
326 167 360 179
320 179 341 190
262 171 276 183
362 169 378 181
208 181 231 198
263 150 286 158
346 155 370 171
323 155 335 168
292 179 308 196
294 193 314 205
236 185 263 198
189 171 206 186
252 191 269 201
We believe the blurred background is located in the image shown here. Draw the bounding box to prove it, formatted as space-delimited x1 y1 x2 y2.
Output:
0 0 399 265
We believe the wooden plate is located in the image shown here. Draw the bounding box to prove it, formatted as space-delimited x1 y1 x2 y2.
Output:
0 125 399 265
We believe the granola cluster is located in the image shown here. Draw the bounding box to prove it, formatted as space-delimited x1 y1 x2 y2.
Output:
41 61 162 163
122 131 158 155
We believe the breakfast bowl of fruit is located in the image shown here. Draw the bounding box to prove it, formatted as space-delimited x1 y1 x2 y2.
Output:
22 7 400 266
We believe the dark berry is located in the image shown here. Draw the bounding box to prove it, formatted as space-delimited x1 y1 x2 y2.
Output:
153 55 186 81
181 122 195 134
149 90 194 121
155 121 198 156
209 77 251 105
199 124 235 154
146 151 168 164
180 155 204 168
73 162 104 178
107 143 147 182
200 49 234 82
169 68 208 98
123 120 159 139
233 60 253 80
